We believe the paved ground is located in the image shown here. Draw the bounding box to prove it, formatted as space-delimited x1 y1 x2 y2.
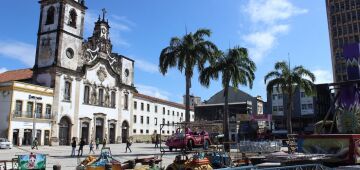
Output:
0 143 180 169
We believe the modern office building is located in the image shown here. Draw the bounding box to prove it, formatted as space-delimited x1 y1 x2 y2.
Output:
326 0 360 82
268 85 332 133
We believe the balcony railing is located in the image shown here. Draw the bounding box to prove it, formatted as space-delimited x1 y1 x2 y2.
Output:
13 111 52 120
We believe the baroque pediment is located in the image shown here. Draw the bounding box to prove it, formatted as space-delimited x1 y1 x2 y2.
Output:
82 35 122 75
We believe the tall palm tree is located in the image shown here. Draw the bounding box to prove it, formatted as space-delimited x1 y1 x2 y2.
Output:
200 47 256 151
159 28 218 122
264 61 315 134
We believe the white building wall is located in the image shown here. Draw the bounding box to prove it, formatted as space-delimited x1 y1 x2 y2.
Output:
0 89 11 138
132 96 194 141
3 83 54 146
57 74 77 123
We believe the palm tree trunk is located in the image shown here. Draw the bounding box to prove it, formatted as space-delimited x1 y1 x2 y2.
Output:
287 94 293 134
223 85 230 152
185 74 191 122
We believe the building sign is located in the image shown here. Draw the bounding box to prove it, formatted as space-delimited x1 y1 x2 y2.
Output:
18 153 46 170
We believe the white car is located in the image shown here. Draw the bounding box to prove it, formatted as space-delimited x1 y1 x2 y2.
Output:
0 138 12 149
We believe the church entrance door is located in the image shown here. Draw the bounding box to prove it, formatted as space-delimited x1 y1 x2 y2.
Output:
59 117 71 145
121 121 129 143
109 123 116 144
81 122 89 144
95 118 104 141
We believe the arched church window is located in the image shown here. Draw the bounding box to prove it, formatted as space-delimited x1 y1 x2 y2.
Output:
124 93 129 110
45 6 55 25
111 91 116 108
84 86 90 104
99 89 104 106
68 9 77 28
64 81 71 101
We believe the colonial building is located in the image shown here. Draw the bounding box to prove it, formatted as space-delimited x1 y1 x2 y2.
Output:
0 0 193 146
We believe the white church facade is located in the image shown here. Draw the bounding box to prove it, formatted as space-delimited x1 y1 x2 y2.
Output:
0 0 193 146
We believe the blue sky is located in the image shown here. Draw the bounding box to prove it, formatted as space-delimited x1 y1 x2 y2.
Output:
0 0 332 105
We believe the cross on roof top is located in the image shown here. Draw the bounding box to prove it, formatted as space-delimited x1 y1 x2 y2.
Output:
102 8 107 21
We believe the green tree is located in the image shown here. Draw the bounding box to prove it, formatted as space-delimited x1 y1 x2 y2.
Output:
264 61 315 134
200 47 256 151
159 29 218 122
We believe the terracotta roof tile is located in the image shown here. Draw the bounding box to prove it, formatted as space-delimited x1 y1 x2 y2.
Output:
0 68 33 83
133 92 194 111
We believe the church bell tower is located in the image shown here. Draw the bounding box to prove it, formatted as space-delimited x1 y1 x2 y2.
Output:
33 0 87 87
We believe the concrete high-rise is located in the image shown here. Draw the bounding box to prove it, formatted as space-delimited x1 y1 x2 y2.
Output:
326 0 360 82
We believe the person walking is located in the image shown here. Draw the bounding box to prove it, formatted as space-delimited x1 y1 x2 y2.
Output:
31 138 38 150
155 134 160 148
96 138 100 150
102 138 107 148
71 138 76 157
78 138 85 157
125 136 132 153
89 140 95 154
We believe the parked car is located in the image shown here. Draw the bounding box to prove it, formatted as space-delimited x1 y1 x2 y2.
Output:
165 128 211 151
0 138 12 149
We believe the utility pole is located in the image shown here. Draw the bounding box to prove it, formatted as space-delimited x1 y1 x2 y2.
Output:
29 95 42 145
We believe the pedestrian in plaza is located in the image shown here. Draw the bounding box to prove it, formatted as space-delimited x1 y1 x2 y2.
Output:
71 138 76 157
102 138 107 148
78 138 85 157
125 136 132 153
89 140 95 154
96 138 100 150
31 138 38 150
155 134 160 148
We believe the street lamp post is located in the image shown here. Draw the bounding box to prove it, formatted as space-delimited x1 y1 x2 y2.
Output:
29 95 42 145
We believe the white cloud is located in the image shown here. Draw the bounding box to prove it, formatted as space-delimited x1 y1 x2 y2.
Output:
245 0 308 24
84 10 133 47
135 59 159 74
312 69 333 84
242 0 307 62
0 67 8 73
243 25 289 61
137 84 171 100
0 41 35 67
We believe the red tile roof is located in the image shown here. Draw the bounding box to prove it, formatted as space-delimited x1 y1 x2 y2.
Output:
133 92 194 111
0 68 33 83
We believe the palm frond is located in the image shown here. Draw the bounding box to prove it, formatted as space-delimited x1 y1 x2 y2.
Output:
193 29 211 41
264 71 281 84
266 78 286 95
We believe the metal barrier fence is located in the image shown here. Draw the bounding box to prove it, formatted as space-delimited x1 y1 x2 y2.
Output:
259 164 330 170
231 141 282 153
218 164 330 170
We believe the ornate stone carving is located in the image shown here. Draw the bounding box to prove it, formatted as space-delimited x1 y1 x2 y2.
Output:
90 83 97 105
97 67 107 83
104 87 110 107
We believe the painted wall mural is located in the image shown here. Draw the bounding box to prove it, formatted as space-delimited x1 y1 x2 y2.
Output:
336 43 360 133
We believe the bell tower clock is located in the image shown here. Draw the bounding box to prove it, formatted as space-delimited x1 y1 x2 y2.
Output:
33 0 87 87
